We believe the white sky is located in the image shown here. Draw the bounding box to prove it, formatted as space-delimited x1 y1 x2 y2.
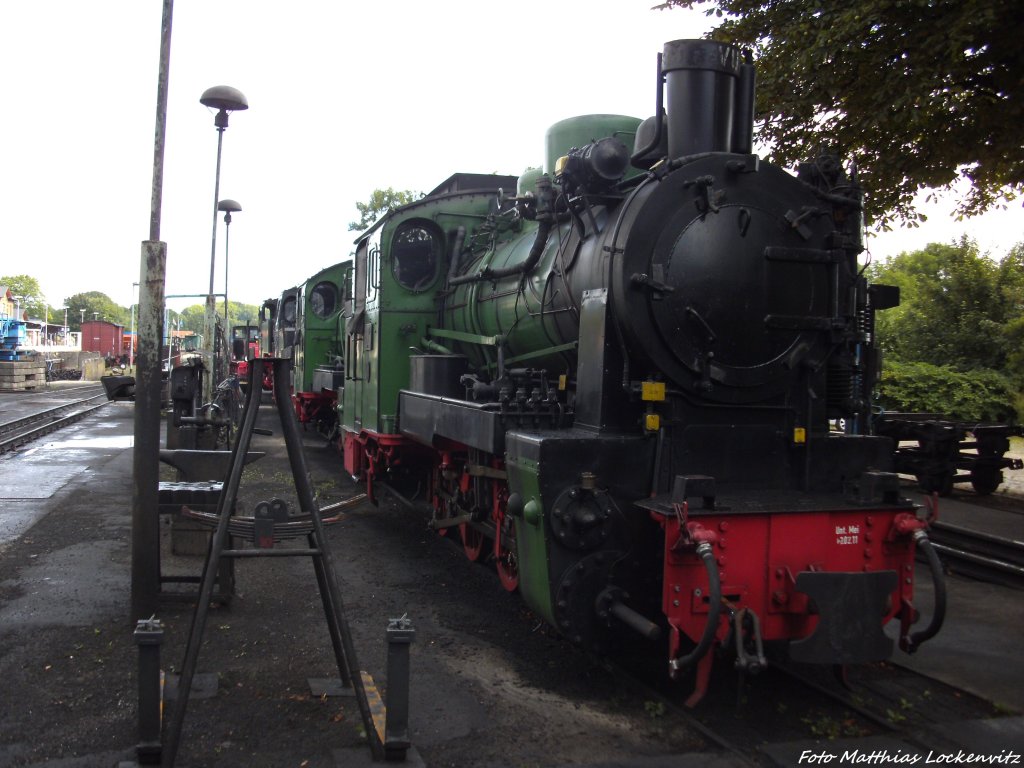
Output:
1 0 1020 314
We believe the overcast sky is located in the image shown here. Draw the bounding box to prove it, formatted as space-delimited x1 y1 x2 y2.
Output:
1 0 1020 314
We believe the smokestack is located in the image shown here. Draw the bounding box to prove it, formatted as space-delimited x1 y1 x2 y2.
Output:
662 39 754 159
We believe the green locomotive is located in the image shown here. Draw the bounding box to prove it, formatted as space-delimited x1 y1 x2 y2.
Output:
291 261 352 436
322 39 944 700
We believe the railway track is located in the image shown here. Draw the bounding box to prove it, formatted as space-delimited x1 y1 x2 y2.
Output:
600 643 1008 765
0 387 110 453
926 520 1024 589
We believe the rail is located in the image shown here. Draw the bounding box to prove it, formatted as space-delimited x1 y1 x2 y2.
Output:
925 521 1024 590
0 390 110 453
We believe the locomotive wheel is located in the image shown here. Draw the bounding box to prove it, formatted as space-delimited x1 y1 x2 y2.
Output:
494 524 519 592
460 523 487 561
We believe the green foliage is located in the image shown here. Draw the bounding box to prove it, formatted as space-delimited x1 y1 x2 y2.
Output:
657 0 1023 226
867 238 1024 371
348 188 423 232
172 301 259 337
1 276 258 340
0 274 47 320
877 360 1017 422
866 239 1024 420
63 291 129 330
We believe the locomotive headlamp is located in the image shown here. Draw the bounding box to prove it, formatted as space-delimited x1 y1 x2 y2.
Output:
556 138 631 195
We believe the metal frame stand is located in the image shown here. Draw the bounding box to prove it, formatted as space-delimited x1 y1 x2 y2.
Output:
161 357 383 766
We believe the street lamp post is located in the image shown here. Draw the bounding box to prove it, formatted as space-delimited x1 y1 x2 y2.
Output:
200 85 248 402
218 199 242 328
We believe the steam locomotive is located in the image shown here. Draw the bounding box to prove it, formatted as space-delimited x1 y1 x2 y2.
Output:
269 39 946 702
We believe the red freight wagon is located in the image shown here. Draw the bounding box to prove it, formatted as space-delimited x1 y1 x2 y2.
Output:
80 320 125 357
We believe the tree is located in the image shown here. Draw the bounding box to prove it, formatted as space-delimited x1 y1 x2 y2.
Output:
867 238 1024 371
657 0 1023 225
0 274 46 320
64 291 130 330
177 305 207 336
348 188 423 232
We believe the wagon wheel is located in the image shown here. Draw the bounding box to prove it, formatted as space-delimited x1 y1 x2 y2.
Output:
970 467 1002 496
494 521 519 592
460 523 487 561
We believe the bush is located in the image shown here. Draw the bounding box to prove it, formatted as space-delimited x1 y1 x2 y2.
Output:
876 360 1019 423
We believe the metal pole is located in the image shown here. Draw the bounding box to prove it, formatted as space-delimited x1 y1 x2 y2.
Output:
131 0 173 623
149 1 172 242
223 214 231 326
132 241 167 621
207 128 224 300
203 126 226 404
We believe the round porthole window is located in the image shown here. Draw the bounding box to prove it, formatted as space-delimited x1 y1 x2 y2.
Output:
392 221 441 291
309 281 338 319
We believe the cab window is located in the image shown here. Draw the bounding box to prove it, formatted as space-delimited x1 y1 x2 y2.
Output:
391 221 441 291
309 281 338 319
282 295 296 324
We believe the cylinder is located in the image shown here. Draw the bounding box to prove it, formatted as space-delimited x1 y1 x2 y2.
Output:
662 39 743 158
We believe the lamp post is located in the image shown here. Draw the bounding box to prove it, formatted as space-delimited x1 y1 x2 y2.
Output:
200 85 248 401
218 199 242 327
